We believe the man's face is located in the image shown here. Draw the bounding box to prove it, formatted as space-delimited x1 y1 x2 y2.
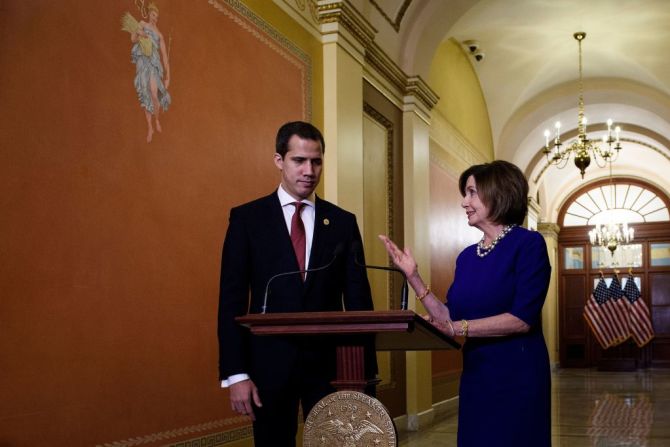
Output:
274 135 323 201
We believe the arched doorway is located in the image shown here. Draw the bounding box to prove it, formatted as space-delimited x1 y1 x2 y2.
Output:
557 177 670 369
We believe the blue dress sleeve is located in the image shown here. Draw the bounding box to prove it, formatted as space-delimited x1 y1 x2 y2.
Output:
509 231 551 326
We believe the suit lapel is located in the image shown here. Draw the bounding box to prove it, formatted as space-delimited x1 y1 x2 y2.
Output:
264 191 297 268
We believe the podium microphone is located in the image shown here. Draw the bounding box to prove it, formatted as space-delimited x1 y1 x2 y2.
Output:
261 244 344 314
351 240 409 310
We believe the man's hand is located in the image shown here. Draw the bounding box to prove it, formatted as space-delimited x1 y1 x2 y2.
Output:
229 379 262 421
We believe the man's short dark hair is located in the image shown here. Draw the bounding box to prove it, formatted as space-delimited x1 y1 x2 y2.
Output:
458 160 529 226
275 121 325 157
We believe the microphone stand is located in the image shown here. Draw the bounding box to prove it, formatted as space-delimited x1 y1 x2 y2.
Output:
262 245 343 314
354 259 409 310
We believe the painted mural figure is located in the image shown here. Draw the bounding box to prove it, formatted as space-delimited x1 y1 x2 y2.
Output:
122 2 171 143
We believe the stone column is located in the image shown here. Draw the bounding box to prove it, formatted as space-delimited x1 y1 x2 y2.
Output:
402 77 438 430
538 222 560 367
317 1 375 221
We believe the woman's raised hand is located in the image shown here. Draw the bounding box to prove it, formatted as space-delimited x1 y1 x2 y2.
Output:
378 235 418 278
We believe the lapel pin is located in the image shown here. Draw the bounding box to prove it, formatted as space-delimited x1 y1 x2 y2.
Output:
323 218 330 226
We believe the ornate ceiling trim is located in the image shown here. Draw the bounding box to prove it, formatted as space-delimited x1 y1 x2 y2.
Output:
318 1 376 45
369 0 412 32
317 1 438 112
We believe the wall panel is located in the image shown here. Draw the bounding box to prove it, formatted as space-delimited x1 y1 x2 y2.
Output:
0 1 319 445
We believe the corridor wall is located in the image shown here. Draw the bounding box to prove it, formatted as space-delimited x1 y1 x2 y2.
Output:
0 1 321 445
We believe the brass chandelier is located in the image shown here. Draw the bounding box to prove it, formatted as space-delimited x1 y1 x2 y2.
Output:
589 220 634 255
542 32 623 178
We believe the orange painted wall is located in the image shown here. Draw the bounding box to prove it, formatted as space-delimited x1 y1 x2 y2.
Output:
0 0 320 445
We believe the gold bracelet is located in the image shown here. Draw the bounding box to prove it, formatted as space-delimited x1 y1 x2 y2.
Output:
447 320 456 337
460 319 469 337
416 285 431 301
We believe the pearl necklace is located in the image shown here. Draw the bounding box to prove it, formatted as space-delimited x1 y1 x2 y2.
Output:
476 224 516 258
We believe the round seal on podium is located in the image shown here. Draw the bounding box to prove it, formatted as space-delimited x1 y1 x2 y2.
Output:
303 390 396 447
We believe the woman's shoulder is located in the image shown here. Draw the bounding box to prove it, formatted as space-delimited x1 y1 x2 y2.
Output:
456 242 478 262
510 225 539 238
509 226 547 252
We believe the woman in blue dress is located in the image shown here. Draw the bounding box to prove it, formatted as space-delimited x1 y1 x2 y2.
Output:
380 160 551 446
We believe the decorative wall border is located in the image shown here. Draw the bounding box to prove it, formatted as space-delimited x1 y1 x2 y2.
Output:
362 102 401 395
209 0 313 120
96 417 251 447
167 426 253 447
363 102 396 308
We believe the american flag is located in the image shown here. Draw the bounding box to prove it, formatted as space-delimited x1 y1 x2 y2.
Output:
607 275 631 344
584 277 627 349
623 274 655 347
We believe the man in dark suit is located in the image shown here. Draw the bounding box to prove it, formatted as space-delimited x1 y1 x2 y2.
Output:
218 121 375 446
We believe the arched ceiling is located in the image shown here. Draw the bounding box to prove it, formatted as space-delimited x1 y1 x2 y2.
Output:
392 0 670 223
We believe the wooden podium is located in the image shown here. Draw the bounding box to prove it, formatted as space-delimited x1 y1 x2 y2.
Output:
236 310 460 393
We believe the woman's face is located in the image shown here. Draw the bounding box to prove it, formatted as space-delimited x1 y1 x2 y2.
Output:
461 175 492 229
149 10 159 24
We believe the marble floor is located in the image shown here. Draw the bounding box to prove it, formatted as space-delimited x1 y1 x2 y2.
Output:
398 368 670 447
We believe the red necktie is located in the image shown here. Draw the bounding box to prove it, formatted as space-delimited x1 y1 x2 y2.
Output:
290 202 306 280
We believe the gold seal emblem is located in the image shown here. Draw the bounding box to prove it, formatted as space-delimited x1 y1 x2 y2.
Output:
303 391 396 447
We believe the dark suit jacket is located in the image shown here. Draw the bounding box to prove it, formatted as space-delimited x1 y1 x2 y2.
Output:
218 191 374 389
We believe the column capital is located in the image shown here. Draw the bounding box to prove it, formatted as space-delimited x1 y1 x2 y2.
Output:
405 76 439 111
538 222 561 238
402 76 438 123
317 0 376 46
528 195 541 216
